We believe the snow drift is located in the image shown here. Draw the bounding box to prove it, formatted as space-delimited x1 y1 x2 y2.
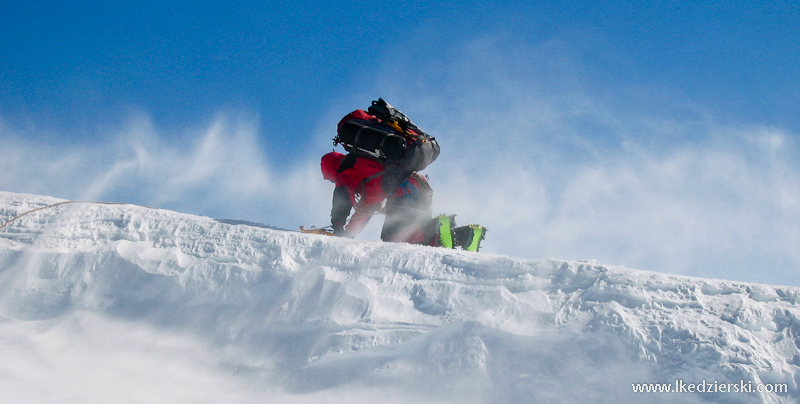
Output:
0 191 797 403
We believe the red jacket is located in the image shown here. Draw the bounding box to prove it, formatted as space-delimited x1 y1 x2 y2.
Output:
320 151 430 236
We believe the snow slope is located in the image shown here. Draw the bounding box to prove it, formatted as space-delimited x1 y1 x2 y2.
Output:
0 191 798 403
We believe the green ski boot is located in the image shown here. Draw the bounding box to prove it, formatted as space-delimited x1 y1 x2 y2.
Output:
453 225 487 252
434 214 457 248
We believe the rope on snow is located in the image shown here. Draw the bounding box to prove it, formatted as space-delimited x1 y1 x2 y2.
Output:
0 200 158 233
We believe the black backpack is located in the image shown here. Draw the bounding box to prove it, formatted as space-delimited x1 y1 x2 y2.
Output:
334 99 440 173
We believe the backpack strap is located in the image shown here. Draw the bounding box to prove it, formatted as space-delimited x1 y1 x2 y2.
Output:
353 170 386 211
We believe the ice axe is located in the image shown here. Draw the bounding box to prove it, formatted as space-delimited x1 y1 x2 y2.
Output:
299 225 334 236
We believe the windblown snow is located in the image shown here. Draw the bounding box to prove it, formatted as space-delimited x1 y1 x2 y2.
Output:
0 191 798 403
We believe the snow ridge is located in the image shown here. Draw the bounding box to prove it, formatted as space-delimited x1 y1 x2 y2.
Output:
0 191 798 403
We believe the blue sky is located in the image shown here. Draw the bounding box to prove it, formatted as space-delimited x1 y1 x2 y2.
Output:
2 1 799 285
4 1 798 135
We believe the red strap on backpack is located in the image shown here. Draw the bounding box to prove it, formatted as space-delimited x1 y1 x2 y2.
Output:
337 109 378 132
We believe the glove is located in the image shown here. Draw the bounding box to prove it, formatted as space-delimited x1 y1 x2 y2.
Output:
333 226 349 237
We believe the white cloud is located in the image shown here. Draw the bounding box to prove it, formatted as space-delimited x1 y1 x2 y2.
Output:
365 32 800 285
3 113 267 218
